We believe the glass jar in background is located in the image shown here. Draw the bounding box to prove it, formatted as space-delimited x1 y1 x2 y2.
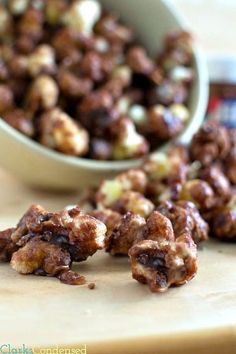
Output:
207 56 236 128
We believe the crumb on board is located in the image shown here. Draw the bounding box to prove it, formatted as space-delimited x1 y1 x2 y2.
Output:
88 282 96 290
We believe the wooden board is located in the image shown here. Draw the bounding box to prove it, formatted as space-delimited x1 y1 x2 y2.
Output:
0 169 236 354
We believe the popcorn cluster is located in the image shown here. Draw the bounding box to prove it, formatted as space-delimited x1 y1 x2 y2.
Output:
85 121 236 292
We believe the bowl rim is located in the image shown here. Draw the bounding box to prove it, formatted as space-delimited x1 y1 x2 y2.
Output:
0 0 209 172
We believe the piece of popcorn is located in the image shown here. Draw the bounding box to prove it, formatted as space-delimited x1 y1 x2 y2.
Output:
27 75 59 111
0 5 12 38
96 169 148 208
112 118 149 160
62 0 101 35
39 108 89 156
129 105 148 127
144 152 171 181
169 104 190 123
169 66 193 83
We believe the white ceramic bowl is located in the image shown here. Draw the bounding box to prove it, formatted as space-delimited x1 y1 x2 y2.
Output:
0 0 208 190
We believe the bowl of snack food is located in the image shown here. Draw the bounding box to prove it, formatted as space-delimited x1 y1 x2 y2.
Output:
0 0 208 190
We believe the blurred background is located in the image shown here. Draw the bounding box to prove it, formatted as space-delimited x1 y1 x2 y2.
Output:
173 0 236 55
